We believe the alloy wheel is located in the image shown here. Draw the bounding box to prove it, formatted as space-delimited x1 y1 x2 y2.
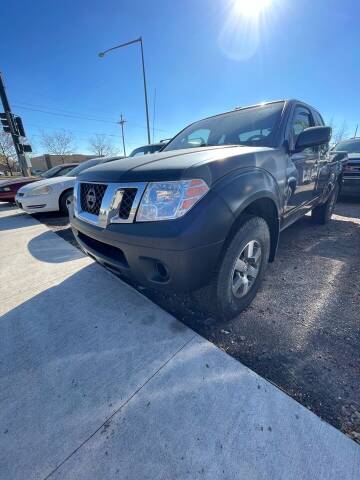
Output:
231 240 262 298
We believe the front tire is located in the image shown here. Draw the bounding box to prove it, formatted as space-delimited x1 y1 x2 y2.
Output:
196 216 270 320
59 190 73 215
311 183 339 225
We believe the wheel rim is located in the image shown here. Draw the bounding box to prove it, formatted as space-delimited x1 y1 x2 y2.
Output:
231 240 262 299
66 195 73 210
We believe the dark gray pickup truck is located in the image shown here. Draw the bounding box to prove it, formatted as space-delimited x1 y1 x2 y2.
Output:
70 99 344 319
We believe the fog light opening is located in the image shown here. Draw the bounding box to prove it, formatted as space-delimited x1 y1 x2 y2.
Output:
156 261 169 281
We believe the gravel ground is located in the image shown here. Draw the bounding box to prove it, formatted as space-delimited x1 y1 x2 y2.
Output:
33 199 360 443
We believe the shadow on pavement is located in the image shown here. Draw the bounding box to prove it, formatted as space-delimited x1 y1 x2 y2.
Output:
27 230 84 263
0 202 17 210
336 197 360 218
0 210 39 231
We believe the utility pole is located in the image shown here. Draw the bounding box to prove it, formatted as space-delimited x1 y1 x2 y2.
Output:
139 37 151 145
152 88 156 143
354 124 358 138
118 114 126 157
0 72 32 176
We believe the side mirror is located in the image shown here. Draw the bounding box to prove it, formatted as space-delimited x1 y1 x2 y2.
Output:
294 126 332 153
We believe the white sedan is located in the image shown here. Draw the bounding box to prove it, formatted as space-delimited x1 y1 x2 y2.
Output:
15 156 121 214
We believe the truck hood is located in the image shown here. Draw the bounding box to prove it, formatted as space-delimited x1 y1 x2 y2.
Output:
18 175 75 193
79 145 276 185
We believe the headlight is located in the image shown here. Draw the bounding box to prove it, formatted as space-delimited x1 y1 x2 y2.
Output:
0 186 11 192
136 179 209 222
26 185 52 197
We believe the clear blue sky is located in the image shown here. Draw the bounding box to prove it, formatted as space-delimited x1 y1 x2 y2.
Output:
1 0 359 155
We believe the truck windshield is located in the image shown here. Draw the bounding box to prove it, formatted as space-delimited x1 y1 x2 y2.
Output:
163 102 284 151
334 139 360 153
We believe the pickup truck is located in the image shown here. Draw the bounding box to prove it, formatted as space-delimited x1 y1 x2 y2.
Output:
70 99 343 319
332 138 360 196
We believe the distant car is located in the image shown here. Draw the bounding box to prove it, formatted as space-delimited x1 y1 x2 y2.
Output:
15 156 122 215
0 163 78 203
129 140 169 157
332 138 360 196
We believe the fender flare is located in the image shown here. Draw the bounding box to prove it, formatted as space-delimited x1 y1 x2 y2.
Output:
214 169 282 261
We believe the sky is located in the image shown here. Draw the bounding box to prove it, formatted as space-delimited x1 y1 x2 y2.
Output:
1 0 360 156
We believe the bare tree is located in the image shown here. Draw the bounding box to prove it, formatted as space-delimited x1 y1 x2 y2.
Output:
88 134 116 157
332 120 349 144
40 130 76 162
0 131 17 175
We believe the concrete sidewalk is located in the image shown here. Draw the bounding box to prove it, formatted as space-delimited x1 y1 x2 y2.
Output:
1 205 359 480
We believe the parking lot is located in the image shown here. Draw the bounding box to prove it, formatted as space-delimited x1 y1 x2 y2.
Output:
33 198 360 443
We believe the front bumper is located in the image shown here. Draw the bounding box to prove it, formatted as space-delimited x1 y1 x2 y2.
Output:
15 194 56 213
341 176 360 196
70 190 232 292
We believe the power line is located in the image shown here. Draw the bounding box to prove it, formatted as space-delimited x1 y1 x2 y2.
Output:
26 121 119 137
13 104 117 124
13 102 171 133
29 129 139 146
12 99 118 117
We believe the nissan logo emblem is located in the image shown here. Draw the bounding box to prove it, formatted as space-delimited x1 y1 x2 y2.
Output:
86 188 97 210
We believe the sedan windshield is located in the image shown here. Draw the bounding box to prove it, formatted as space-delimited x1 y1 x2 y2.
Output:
65 158 101 177
334 139 360 153
163 102 285 151
40 165 62 178
129 144 165 157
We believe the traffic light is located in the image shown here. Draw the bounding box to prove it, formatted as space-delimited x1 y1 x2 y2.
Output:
0 112 12 133
19 144 32 153
15 116 26 137
0 113 26 137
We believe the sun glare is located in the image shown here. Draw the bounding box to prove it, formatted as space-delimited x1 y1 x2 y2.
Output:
233 0 271 18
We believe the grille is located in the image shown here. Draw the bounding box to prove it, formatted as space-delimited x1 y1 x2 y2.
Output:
118 188 137 219
80 183 107 215
345 161 360 177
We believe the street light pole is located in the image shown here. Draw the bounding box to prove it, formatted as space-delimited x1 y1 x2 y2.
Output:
139 37 151 145
98 37 151 145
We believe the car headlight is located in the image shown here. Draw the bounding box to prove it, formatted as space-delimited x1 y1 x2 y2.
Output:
0 186 11 192
136 179 209 222
26 185 52 197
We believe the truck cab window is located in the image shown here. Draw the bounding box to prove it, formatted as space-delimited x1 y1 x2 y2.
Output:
291 106 314 152
292 108 312 138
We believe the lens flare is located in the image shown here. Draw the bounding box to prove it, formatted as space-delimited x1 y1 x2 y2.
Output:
233 0 271 18
218 0 277 61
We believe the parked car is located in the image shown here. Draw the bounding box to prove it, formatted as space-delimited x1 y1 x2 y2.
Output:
129 140 169 157
332 138 360 196
0 163 78 203
15 157 122 215
70 99 343 319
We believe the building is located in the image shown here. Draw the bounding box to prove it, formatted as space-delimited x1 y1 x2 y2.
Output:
30 154 100 172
